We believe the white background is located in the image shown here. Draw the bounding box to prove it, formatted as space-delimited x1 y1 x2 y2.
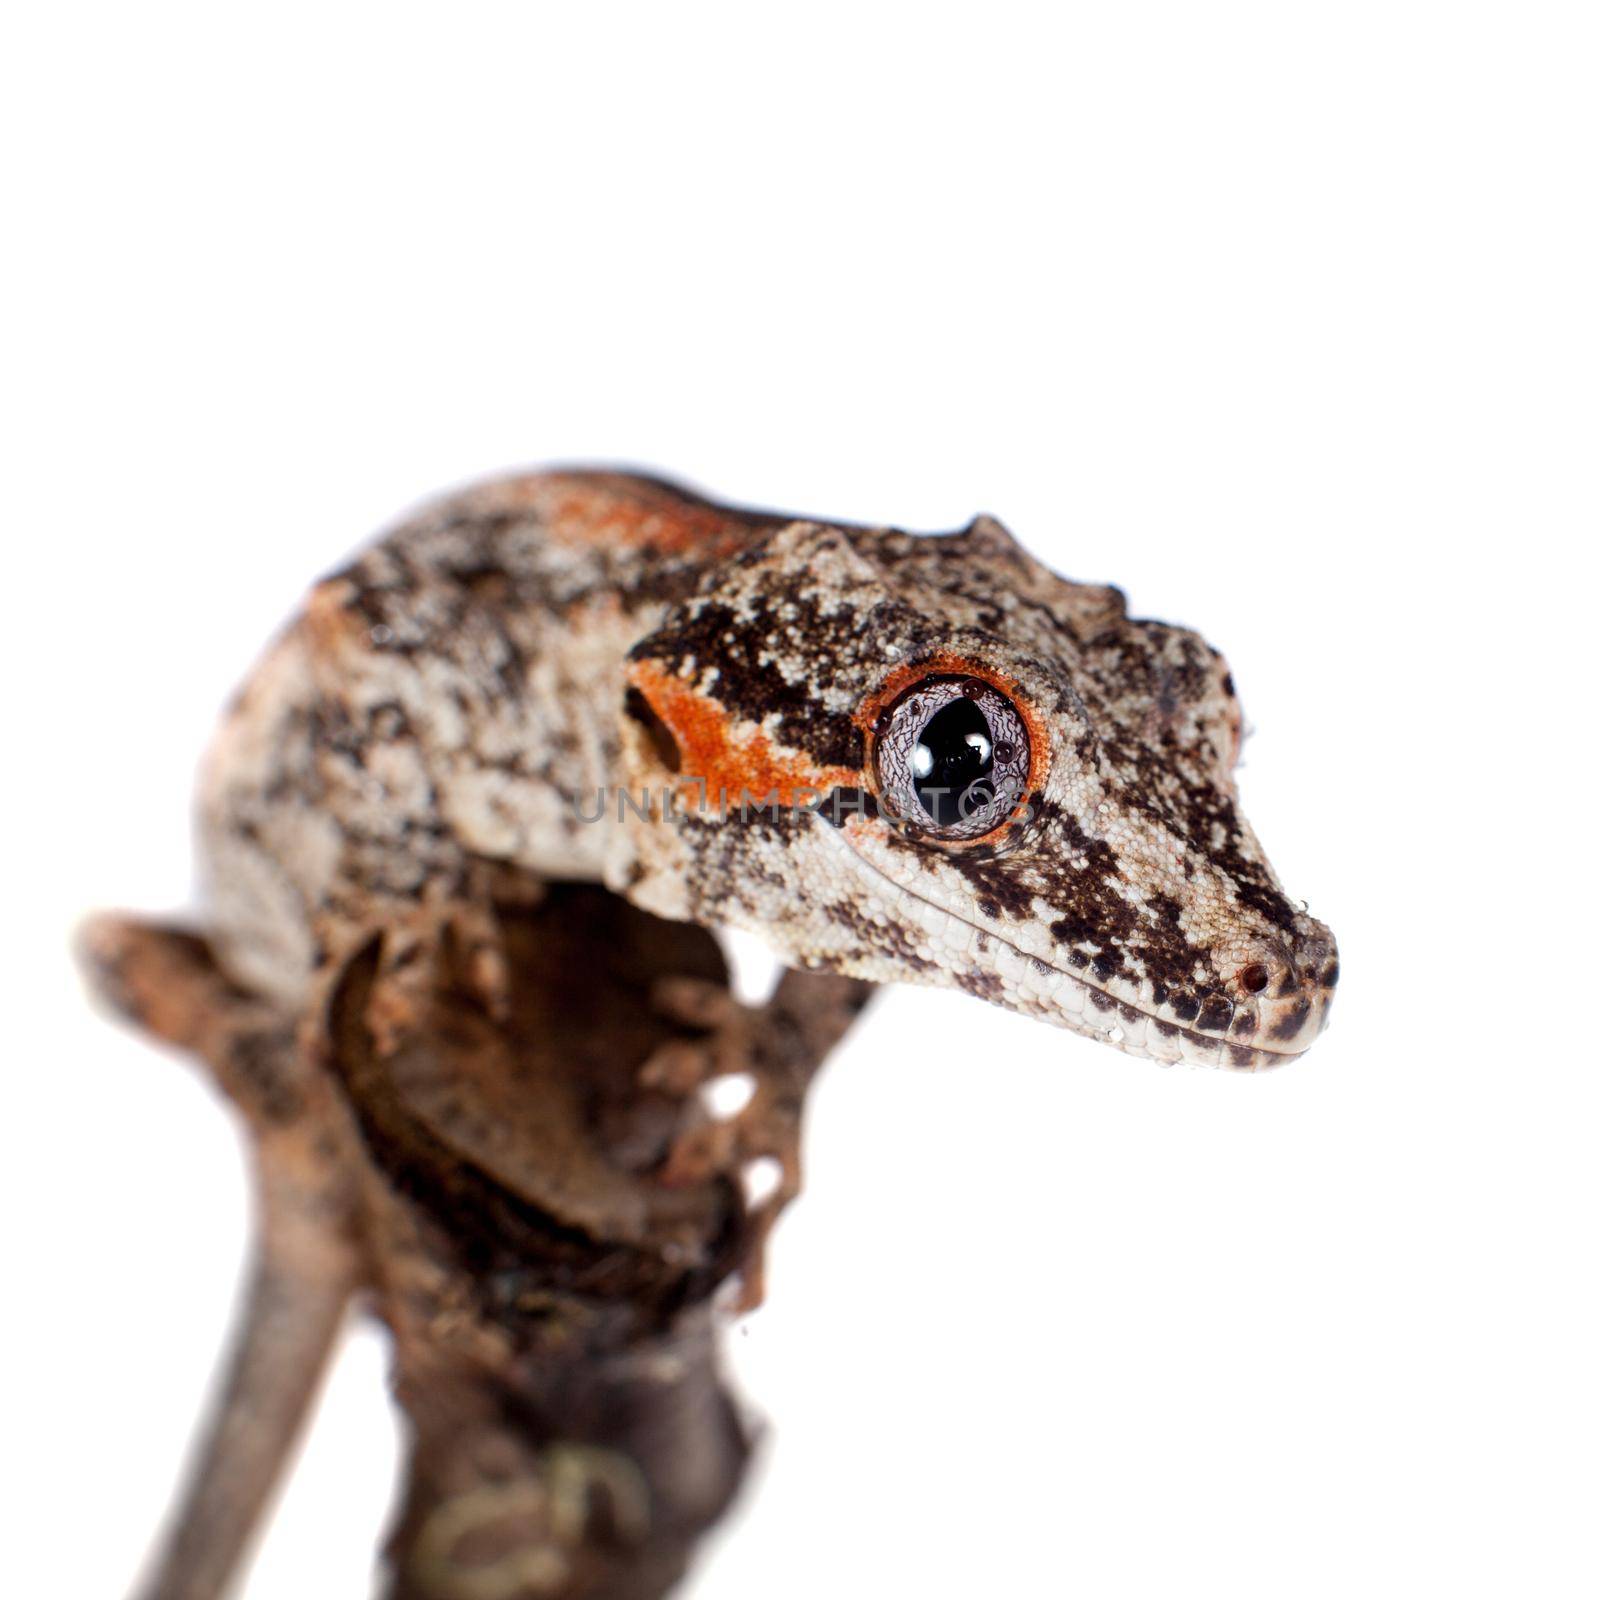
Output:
3 6 1597 1597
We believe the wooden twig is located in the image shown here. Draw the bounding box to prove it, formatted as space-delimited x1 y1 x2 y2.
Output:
82 883 870 1599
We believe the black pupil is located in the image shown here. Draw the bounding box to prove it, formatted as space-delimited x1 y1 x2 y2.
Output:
913 699 996 826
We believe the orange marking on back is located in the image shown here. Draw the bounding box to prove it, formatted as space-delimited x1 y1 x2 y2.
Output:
629 660 860 808
519 473 753 557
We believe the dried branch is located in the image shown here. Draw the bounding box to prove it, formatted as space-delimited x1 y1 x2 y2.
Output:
82 883 871 1600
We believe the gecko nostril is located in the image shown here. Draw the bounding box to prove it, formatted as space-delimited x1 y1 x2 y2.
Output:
1238 963 1271 995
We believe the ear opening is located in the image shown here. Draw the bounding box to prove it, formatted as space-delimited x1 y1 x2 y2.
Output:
624 685 682 773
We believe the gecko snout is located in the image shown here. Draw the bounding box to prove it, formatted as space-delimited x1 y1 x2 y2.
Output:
1235 920 1338 1056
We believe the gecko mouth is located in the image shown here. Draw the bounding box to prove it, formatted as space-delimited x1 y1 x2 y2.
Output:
818 820 1330 1069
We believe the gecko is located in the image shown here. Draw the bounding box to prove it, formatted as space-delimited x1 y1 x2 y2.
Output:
86 468 1338 1599
201 467 1336 1087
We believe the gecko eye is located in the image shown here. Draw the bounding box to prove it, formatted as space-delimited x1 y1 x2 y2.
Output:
873 676 1030 841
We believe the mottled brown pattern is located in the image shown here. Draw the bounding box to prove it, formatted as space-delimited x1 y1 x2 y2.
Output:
81 464 1341 1597
199 467 1334 1070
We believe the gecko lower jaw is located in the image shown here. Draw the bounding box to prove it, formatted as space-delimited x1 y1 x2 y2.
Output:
819 822 1335 1070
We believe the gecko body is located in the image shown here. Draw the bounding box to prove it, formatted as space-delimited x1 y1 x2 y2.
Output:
202 469 1336 1072
94 467 1340 1600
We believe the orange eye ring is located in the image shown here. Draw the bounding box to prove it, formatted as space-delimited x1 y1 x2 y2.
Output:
859 656 1049 847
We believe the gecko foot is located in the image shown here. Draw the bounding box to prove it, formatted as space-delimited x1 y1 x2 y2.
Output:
355 899 512 1059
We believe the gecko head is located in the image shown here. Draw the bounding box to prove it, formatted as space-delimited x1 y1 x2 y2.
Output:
621 515 1337 1069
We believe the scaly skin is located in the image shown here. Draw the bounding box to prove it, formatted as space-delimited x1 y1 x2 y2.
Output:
201 468 1337 1070
91 467 1338 1600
